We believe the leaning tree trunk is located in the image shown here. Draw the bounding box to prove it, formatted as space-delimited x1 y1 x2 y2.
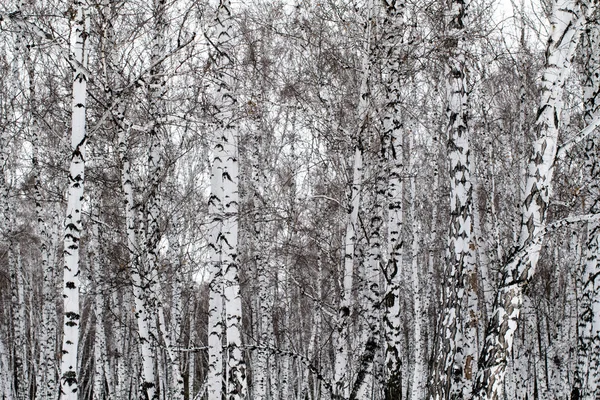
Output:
60 1 89 398
473 1 589 399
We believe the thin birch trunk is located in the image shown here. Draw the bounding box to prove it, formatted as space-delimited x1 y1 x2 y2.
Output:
473 1 589 398
351 67 384 398
91 205 108 400
11 244 27 400
117 110 158 399
8 4 27 399
409 139 426 400
252 119 273 400
28 33 58 400
333 3 373 397
165 223 185 400
207 136 224 400
301 254 323 400
0 332 13 400
156 282 185 400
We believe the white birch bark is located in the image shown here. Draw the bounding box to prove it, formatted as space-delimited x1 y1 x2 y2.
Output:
301 254 323 400
28 35 58 400
60 1 90 398
91 205 108 400
430 0 478 398
575 2 600 398
409 139 426 400
10 244 27 400
473 1 589 398
156 282 185 400
165 223 185 400
207 133 224 400
333 143 363 399
143 1 171 395
381 1 406 398
119 119 158 400
250 114 274 400
0 333 13 400
352 51 383 397
8 5 28 399
208 1 248 398
333 4 373 397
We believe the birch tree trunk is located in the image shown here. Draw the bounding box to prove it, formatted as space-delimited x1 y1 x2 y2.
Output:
409 136 426 400
473 1 589 398
430 1 477 398
119 116 158 400
207 110 225 400
60 1 90 398
351 35 383 395
208 1 248 399
10 243 27 400
0 332 13 400
574 2 600 398
381 1 406 398
91 205 109 400
8 4 28 399
28 29 58 400
333 4 373 398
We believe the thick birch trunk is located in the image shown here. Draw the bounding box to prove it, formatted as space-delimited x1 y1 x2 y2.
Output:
473 1 588 398
381 2 406 398
208 1 247 398
431 1 477 398
60 1 89 398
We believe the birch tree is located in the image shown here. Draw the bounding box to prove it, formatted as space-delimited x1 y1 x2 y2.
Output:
473 1 591 398
380 1 406 398
61 1 90 398
429 1 478 398
574 1 600 398
207 1 248 399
